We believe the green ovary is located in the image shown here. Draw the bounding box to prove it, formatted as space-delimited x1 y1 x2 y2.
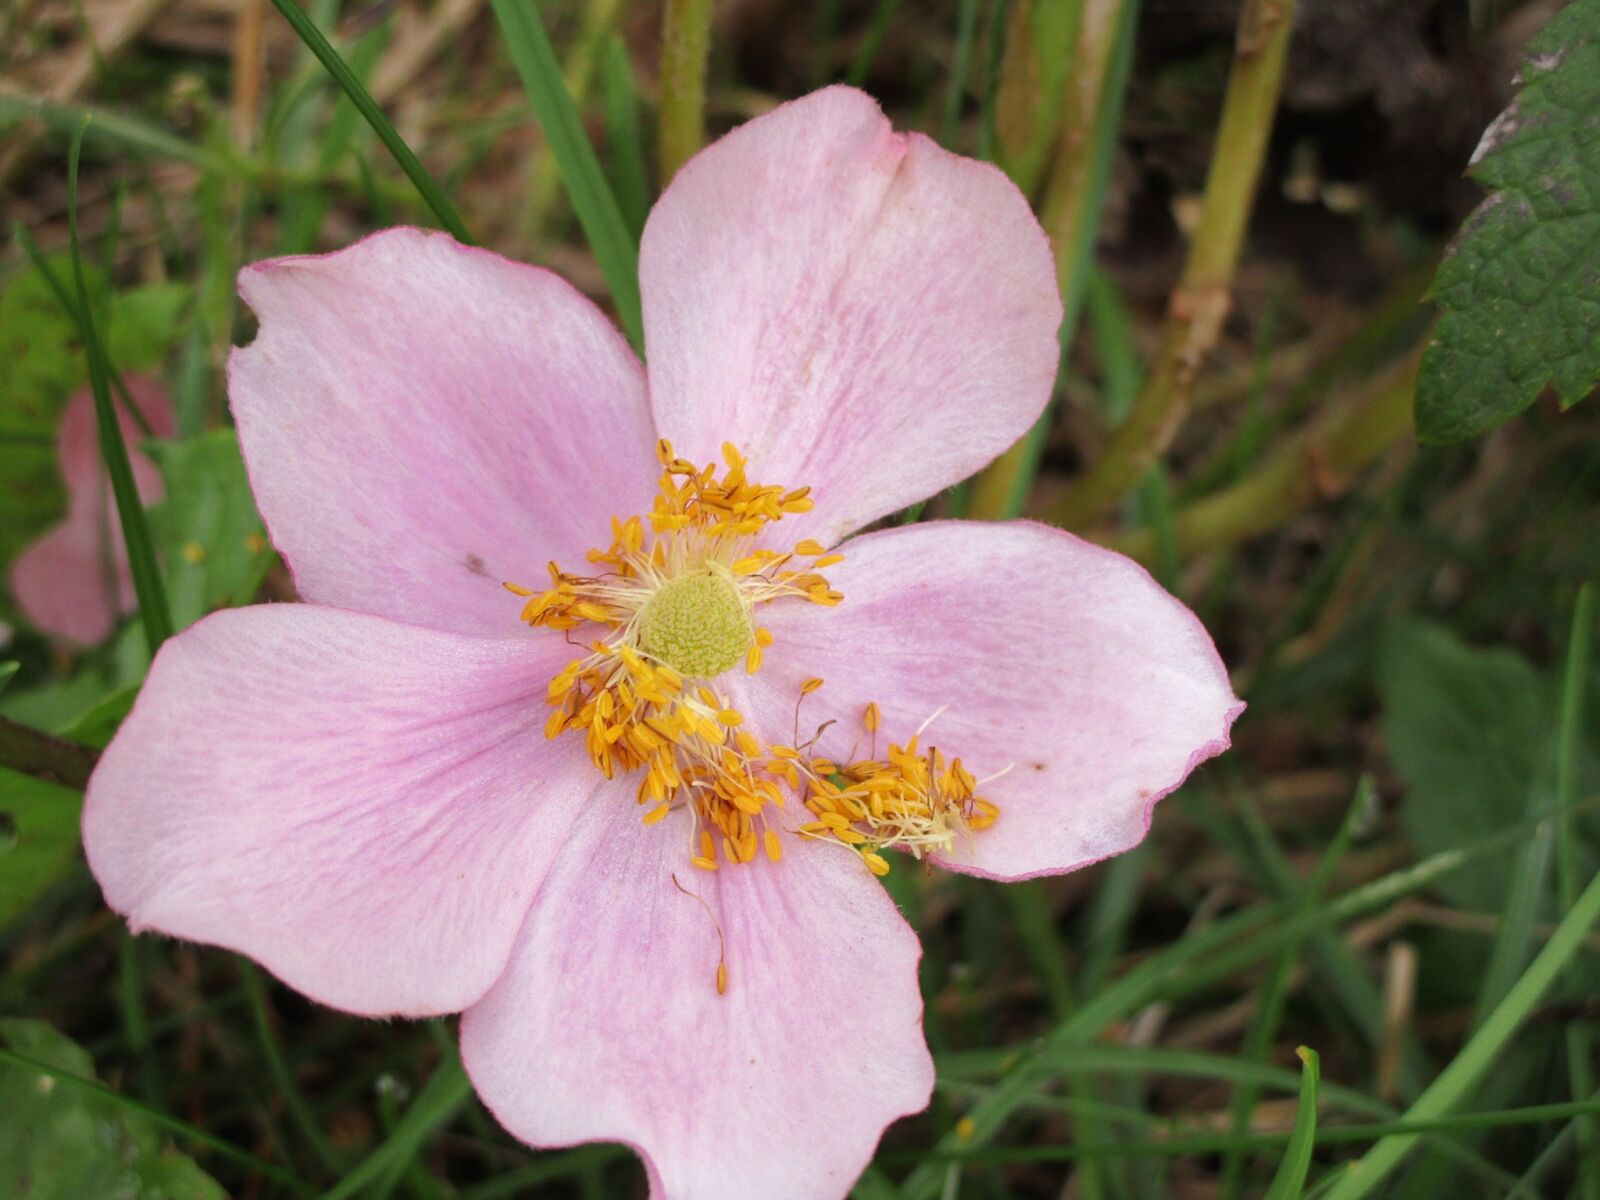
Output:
637 571 752 678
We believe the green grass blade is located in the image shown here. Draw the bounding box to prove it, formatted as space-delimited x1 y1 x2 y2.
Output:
1263 1048 1321 1200
61 124 173 652
603 34 650 240
266 0 473 244
1556 582 1598 1198
238 960 345 1176
1322 865 1600 1200
315 1053 472 1200
0 1045 313 1194
897 797 1598 1199
492 0 645 353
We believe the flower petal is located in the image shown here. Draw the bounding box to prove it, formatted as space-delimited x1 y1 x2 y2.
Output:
641 86 1062 545
11 376 173 644
229 227 658 637
84 603 597 1016
753 521 1242 880
461 801 932 1200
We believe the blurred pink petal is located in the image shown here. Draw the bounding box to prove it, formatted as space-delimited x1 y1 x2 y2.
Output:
461 796 932 1200
84 604 596 1015
641 86 1062 546
229 227 658 637
11 376 173 645
752 521 1242 880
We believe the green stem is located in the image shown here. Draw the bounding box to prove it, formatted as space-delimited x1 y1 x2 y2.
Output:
659 0 713 184
968 0 1138 520
1053 0 1296 529
1102 349 1418 563
1322 866 1600 1200
0 716 100 789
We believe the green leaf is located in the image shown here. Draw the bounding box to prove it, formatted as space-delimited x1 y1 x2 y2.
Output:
0 768 82 931
145 430 274 631
0 1018 225 1199
1263 1047 1321 1200
1416 0 1600 441
1374 619 1599 908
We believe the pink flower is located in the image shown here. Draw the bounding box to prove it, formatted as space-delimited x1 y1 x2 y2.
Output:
12 376 174 644
84 88 1240 1199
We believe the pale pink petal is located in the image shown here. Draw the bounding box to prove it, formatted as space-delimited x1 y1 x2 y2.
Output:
751 521 1242 880
229 227 658 637
84 603 598 1016
461 799 932 1200
11 376 173 644
641 86 1062 545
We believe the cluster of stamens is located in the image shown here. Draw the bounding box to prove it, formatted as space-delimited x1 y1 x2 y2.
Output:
507 441 843 871
790 703 1001 875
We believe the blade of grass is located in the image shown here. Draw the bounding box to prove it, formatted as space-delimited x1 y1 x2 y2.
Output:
846 0 904 87
266 0 472 244
63 123 172 652
1263 1047 1320 1200
1556 583 1598 1199
492 0 644 352
941 0 983 147
1321 864 1600 1200
0 1045 313 1194
895 1098 1600 1166
1220 782 1368 1198
315 1053 472 1200
603 34 650 240
897 797 1600 1199
238 960 345 1176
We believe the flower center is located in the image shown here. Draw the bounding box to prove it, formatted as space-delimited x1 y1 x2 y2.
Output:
636 570 752 678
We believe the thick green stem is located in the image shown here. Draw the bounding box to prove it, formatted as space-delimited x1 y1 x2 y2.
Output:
1101 350 1418 563
0 717 100 790
658 0 713 184
968 0 1137 520
1054 0 1296 530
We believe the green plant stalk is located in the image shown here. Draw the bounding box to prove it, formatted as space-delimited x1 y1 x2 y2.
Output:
1104 349 1418 563
1557 583 1598 1199
605 34 650 238
845 0 904 87
1054 0 1297 530
316 1056 472 1200
62 125 174 653
493 0 644 353
968 0 1138 520
659 0 713 183
941 0 983 147
1323 866 1600 1199
267 0 472 244
992 0 1083 197
0 715 100 787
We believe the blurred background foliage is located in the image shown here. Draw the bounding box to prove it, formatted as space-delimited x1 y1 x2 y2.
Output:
1 0 1598 1197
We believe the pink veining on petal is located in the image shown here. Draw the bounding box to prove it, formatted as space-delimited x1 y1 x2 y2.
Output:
229 226 659 639
750 520 1242 881
461 794 933 1200
641 85 1063 547
11 375 173 645
84 603 600 1017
